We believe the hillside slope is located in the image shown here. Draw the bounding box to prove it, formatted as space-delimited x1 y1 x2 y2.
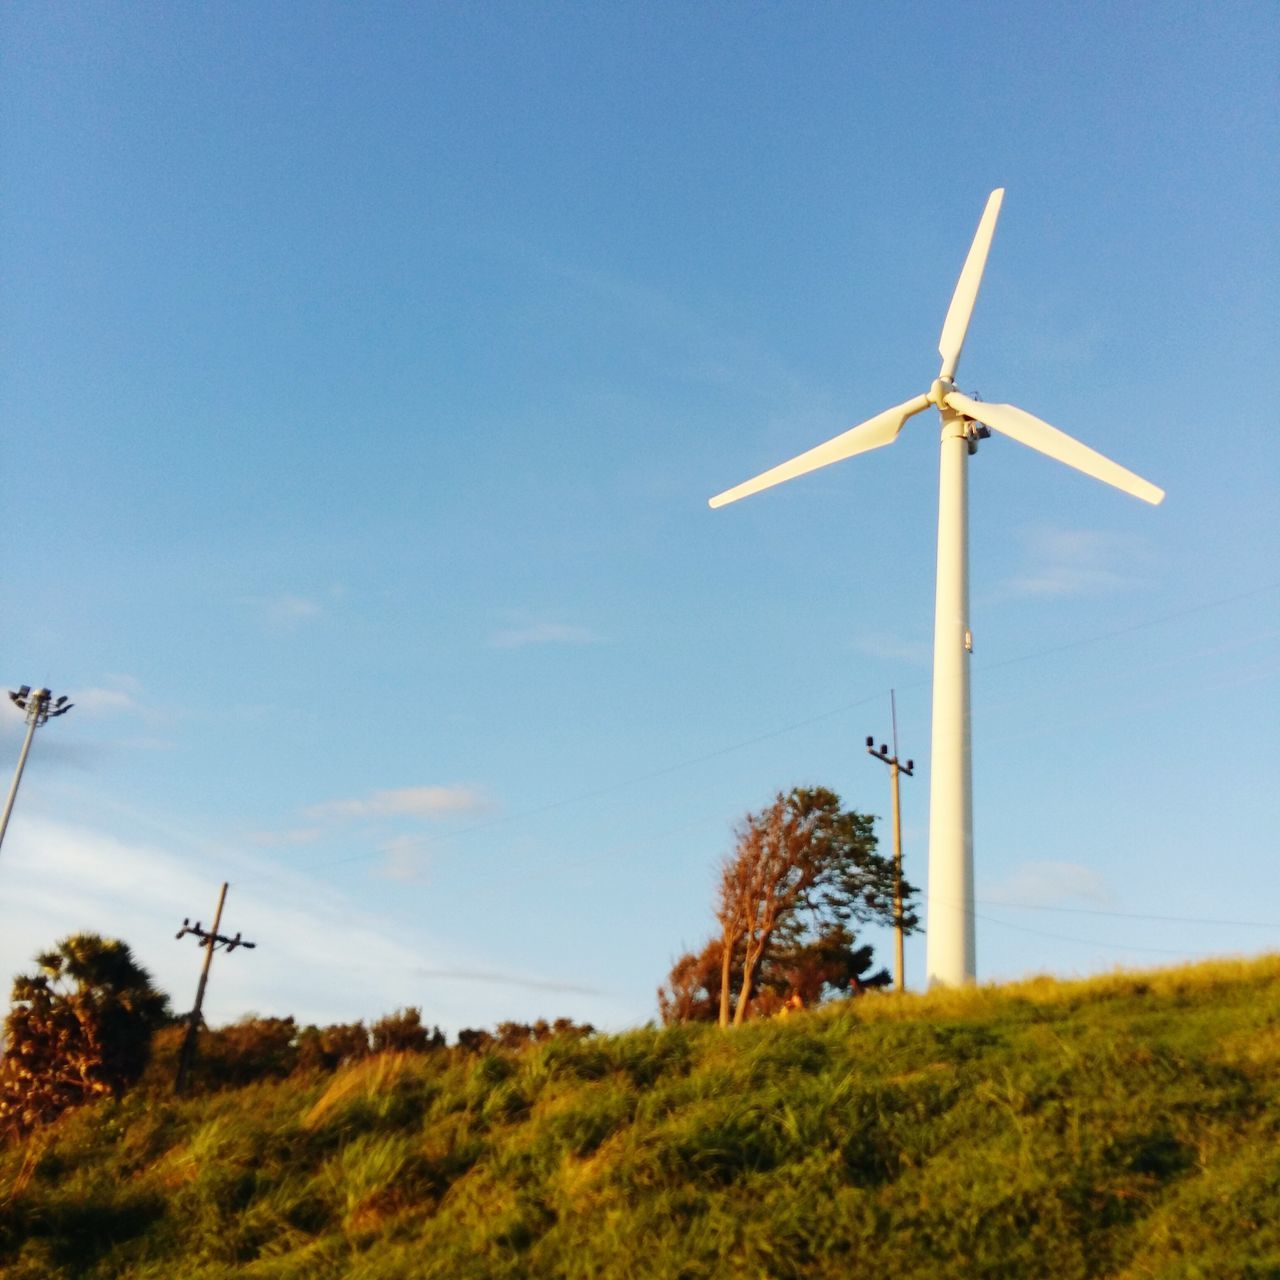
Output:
1 957 1277 1279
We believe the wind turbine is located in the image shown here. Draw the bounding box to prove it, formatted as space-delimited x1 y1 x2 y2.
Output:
709 189 1163 988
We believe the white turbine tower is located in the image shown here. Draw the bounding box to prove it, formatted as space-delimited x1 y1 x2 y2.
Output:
709 189 1164 988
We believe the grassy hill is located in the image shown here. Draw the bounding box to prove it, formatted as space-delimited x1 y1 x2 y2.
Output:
1 956 1277 1279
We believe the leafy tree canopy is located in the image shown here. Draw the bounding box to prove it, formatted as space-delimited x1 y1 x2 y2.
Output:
660 786 916 1024
0 933 171 1135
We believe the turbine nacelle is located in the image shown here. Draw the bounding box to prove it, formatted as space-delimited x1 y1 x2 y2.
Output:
927 378 958 411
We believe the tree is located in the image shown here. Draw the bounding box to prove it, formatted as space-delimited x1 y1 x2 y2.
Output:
660 787 917 1026
657 938 724 1025
491 1019 596 1050
456 1027 494 1053
369 1007 445 1054
771 921 891 1005
658 922 891 1025
190 1015 299 1088
295 1021 371 1073
0 934 171 1135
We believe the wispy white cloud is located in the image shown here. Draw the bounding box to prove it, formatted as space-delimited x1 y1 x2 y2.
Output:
1021 318 1105 370
71 686 137 715
0 677 178 762
377 835 430 883
0 816 614 1032
853 629 931 665
111 736 177 753
246 827 325 848
533 252 814 404
266 594 324 626
67 673 141 717
983 859 1111 909
1003 527 1150 599
244 587 346 632
489 620 604 650
410 968 606 996
306 784 490 823
0 675 143 720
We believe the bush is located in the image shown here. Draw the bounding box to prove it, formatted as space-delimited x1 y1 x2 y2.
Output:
369 1008 444 1055
456 1028 494 1054
0 934 171 1137
296 1022 370 1073
0 955 1277 1276
184 1015 298 1090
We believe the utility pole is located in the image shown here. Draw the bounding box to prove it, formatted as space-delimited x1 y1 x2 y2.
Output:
866 690 913 993
174 882 256 1093
1 687 74 856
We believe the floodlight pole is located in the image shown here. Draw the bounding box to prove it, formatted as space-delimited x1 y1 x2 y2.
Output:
1 687 74 857
867 691 914 993
926 414 978 987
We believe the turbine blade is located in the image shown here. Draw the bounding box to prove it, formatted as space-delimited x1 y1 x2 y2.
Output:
945 391 1165 505
709 394 931 509
938 189 1005 381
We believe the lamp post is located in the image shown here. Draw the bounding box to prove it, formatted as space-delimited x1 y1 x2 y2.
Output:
0 687 74 856
867 690 913 993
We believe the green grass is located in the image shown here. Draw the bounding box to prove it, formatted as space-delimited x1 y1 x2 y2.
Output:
1 957 1278 1278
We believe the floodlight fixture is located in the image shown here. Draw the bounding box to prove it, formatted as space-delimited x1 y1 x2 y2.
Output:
1 686 75 856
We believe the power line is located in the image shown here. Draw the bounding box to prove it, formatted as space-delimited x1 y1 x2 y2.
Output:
237 691 889 882
972 900 1280 929
235 806 731 892
909 884 1278 958
242 578 1280 883
971 580 1280 679
970 909 1224 959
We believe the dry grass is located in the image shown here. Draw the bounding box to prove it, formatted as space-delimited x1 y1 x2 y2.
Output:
302 1052 421 1130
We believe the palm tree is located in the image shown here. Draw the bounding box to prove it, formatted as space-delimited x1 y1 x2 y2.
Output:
0 933 171 1134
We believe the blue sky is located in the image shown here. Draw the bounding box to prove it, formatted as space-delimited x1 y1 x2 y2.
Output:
2 2 1276 1032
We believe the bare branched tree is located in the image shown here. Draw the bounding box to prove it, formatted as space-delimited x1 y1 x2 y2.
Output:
708 787 914 1025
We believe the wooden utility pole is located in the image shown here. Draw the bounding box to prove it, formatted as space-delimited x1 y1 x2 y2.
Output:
866 691 914 993
174 882 256 1093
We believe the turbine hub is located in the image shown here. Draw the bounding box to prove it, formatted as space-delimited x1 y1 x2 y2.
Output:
928 377 955 408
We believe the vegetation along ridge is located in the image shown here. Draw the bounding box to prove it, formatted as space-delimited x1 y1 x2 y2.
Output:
0 954 1277 1278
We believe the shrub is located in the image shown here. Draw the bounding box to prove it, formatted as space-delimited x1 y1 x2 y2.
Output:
369 1008 444 1055
0 934 170 1137
186 1015 298 1090
296 1022 371 1074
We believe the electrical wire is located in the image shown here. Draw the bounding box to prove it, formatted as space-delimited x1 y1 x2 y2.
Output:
971 581 1280 678
235 690 884 882
969 910 1224 959
971 900 1280 930
238 578 1280 884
